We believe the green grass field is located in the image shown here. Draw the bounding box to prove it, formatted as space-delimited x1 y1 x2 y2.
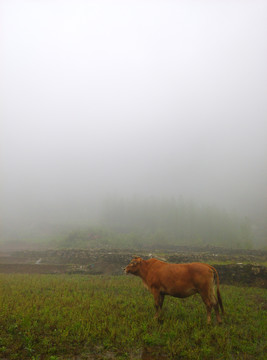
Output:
0 274 266 359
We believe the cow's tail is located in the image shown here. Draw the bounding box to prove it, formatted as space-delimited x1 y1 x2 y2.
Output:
206 264 224 315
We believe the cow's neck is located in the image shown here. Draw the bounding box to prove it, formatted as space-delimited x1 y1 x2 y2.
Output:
137 259 156 287
135 261 148 289
137 260 149 280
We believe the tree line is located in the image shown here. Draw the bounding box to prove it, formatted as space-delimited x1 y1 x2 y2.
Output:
63 197 253 249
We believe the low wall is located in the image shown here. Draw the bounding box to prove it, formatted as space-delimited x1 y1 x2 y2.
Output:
212 264 267 288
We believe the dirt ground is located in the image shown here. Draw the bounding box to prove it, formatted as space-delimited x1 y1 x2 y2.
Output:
0 246 266 288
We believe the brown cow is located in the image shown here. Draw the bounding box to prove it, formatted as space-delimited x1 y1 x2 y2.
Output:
125 257 224 324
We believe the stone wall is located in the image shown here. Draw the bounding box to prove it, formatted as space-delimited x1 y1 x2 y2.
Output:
0 249 266 288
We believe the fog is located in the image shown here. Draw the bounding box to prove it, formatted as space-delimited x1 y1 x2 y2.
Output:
1 1 267 245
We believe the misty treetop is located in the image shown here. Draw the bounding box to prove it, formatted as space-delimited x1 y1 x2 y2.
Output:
62 197 253 249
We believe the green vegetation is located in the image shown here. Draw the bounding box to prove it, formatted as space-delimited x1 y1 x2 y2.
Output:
101 198 253 247
1 197 259 249
60 197 254 249
0 274 266 359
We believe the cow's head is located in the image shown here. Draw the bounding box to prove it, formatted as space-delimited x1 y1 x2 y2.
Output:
124 256 143 275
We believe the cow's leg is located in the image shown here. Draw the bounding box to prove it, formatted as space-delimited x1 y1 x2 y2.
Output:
152 290 165 321
211 290 222 324
200 284 222 325
213 301 222 324
201 296 213 324
199 286 214 325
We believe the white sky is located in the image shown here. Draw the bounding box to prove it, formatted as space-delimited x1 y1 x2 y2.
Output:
1 0 267 233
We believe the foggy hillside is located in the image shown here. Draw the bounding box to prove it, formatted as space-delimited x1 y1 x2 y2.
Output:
1 1 266 248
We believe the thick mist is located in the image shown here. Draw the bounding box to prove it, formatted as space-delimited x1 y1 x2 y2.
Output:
1 1 267 246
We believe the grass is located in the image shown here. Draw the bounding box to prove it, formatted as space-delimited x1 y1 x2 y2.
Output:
0 274 266 359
